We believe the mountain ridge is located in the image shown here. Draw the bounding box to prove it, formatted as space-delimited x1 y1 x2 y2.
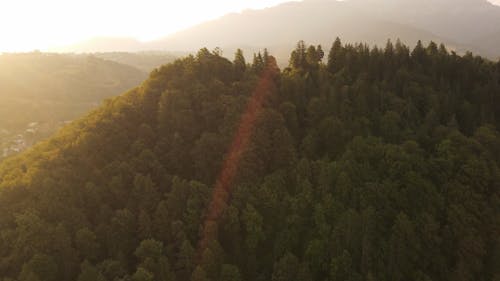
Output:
57 0 500 60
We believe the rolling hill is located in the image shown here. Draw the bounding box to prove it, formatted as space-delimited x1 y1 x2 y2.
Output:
0 52 147 159
92 51 180 72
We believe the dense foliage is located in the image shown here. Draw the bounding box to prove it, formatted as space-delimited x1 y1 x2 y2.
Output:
0 39 499 281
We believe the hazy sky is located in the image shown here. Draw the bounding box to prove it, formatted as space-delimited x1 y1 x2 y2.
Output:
0 0 297 52
1 0 499 52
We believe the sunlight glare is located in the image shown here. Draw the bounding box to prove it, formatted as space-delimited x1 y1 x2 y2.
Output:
0 0 297 52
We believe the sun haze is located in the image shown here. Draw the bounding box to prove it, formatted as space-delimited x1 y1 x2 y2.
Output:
0 0 297 52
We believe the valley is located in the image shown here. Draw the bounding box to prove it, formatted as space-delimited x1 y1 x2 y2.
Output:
0 52 176 160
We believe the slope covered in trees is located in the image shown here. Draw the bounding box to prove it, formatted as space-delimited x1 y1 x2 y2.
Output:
0 52 146 159
0 40 499 281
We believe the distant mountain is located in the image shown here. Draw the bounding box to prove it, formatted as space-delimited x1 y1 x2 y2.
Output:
147 1 449 62
149 0 450 48
478 30 500 60
60 0 500 61
349 0 500 52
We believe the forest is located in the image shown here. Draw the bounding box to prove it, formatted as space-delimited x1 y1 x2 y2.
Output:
0 39 498 281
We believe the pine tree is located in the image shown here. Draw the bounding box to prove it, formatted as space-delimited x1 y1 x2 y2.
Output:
233 49 246 79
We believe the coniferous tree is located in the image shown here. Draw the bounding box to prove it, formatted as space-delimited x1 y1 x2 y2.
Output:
233 49 246 80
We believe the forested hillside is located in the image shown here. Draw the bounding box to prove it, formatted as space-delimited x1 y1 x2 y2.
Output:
0 39 499 281
0 53 146 159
